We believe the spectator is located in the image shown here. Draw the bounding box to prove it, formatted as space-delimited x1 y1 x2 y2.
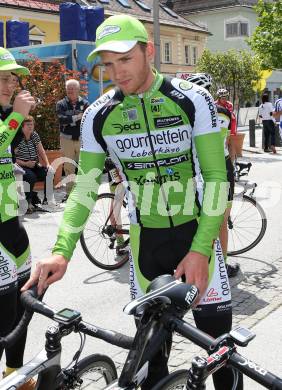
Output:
258 94 276 153
13 115 51 213
273 90 282 142
0 46 36 390
216 89 237 161
56 79 89 202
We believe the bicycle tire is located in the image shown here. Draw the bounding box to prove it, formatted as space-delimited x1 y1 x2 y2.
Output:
151 369 188 390
80 193 130 270
69 353 117 389
227 194 267 256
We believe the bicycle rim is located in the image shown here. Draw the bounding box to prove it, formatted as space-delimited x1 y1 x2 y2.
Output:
80 193 130 270
227 195 267 256
69 354 117 389
151 369 188 390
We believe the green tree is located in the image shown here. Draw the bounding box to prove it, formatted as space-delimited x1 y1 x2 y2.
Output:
196 49 261 108
248 0 282 69
19 52 87 150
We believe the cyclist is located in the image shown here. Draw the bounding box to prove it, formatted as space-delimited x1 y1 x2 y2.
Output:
273 92 282 140
23 15 241 389
216 88 237 161
0 47 36 389
185 74 239 278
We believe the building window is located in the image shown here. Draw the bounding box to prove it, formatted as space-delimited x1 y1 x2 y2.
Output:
29 39 42 46
192 46 197 65
184 45 190 65
163 41 172 63
226 21 249 38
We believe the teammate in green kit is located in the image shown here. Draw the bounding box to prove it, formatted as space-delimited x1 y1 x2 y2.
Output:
0 47 36 389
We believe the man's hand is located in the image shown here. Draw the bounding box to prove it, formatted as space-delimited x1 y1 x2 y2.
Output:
21 254 69 295
174 251 209 303
13 90 36 117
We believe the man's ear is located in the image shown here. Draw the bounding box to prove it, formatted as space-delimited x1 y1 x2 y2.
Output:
146 41 155 61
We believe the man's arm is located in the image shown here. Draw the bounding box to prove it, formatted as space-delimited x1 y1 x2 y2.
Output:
0 91 35 153
56 99 80 126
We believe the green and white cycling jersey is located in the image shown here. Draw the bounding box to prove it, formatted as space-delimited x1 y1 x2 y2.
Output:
0 107 25 223
53 71 227 260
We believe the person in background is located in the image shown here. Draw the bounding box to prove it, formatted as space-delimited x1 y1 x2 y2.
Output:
273 91 282 142
215 89 237 162
258 94 276 153
56 79 89 202
13 115 52 213
0 46 36 390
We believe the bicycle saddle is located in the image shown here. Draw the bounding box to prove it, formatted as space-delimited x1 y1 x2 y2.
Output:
124 275 198 316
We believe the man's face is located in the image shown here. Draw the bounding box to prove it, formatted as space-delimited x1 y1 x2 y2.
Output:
0 71 18 106
66 84 80 102
100 43 154 95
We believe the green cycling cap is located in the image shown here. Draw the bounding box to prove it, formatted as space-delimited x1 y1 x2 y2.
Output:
87 14 148 62
0 47 30 75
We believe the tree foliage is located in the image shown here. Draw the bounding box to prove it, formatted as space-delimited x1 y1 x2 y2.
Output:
248 0 282 69
196 49 261 107
19 52 87 150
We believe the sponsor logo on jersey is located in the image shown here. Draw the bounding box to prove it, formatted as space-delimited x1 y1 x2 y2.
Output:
151 97 165 104
196 90 217 128
170 90 185 99
0 131 8 147
115 128 190 154
92 93 111 109
154 116 183 128
179 81 193 91
0 249 17 286
207 288 218 298
8 119 19 130
134 171 180 185
0 170 14 180
113 122 141 134
124 154 189 170
122 108 138 121
151 104 161 114
0 157 12 164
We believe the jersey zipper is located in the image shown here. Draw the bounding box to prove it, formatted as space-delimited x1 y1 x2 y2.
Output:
140 97 174 228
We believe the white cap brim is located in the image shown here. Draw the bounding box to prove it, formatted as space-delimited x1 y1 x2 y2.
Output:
87 41 137 62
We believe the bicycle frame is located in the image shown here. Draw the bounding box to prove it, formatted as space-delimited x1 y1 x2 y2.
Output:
0 327 64 390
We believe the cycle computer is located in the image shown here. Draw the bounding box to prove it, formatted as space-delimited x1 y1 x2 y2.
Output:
229 326 256 347
53 308 81 324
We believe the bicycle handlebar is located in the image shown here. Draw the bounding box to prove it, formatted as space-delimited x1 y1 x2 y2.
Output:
171 317 282 389
19 286 133 350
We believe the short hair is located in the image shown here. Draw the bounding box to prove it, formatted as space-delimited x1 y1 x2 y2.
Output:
66 79 80 89
22 115 34 125
262 94 269 103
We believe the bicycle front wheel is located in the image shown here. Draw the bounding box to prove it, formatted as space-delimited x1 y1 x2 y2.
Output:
80 193 130 270
227 195 267 256
151 369 188 390
71 354 117 389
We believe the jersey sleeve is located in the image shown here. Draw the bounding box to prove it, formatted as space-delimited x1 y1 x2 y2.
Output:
0 112 25 154
52 105 107 260
190 89 227 257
